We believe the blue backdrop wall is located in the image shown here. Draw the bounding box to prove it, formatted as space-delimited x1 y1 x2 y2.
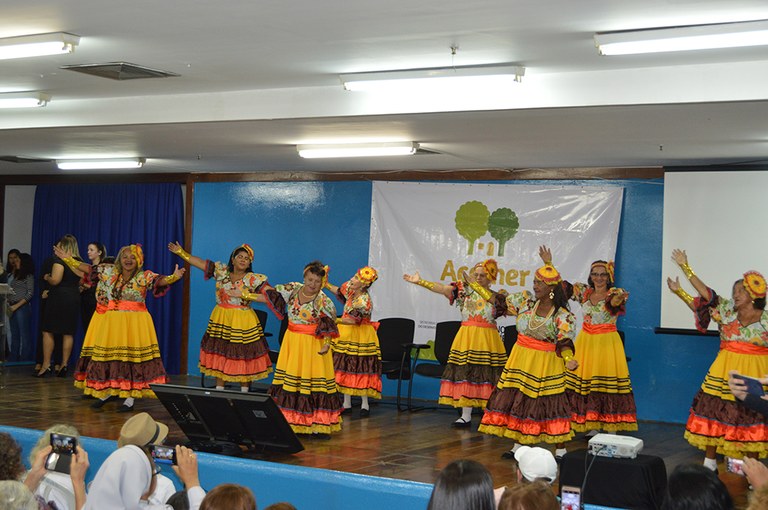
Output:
188 178 715 424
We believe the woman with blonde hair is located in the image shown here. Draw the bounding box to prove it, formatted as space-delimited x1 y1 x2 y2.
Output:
28 424 80 510
200 484 256 510
404 259 508 428
39 234 83 377
57 243 185 412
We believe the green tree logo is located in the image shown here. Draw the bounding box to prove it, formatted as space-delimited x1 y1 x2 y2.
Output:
455 201 519 256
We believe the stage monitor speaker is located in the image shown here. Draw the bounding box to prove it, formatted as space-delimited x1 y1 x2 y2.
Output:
559 448 667 510
150 383 304 455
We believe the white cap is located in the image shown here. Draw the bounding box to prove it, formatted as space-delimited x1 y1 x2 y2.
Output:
514 446 558 484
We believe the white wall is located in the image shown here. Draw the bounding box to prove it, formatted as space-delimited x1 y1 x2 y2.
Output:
3 185 35 260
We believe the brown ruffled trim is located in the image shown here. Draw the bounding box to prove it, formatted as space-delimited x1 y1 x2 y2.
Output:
74 357 167 387
202 259 216 280
604 300 626 316
269 385 343 413
344 308 365 324
201 334 270 359
332 352 382 375
448 281 460 306
152 283 170 298
485 385 571 421
492 293 508 319
690 389 766 427
567 389 637 418
264 287 286 321
442 363 503 386
334 287 346 304
316 315 339 338
694 288 718 332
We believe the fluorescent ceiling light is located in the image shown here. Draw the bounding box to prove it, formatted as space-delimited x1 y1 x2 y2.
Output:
595 19 768 55
340 65 525 92
56 158 146 170
0 92 50 108
0 32 80 60
297 142 419 159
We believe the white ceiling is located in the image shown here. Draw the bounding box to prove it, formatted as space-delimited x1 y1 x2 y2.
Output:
1 0 767 176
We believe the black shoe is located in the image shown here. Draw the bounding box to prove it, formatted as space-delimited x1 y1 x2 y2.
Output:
501 449 516 459
341 407 352 415
360 408 370 418
35 366 52 378
451 418 472 428
90 395 118 409
56 366 68 378
117 403 135 413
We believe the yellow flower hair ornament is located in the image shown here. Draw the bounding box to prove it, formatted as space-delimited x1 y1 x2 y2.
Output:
743 270 767 300
535 263 562 285
356 266 378 286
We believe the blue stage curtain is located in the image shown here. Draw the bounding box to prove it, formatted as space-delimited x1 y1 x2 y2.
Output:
30 183 184 374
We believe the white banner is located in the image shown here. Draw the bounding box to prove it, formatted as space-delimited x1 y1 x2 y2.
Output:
369 181 624 342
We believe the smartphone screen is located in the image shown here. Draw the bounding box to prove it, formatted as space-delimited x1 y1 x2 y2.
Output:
47 433 77 473
150 444 177 465
735 374 765 397
727 457 745 476
561 485 581 510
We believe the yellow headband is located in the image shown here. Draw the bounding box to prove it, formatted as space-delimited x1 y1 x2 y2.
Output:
535 263 561 285
591 261 615 282
356 266 378 286
129 244 144 268
743 271 767 300
238 244 254 261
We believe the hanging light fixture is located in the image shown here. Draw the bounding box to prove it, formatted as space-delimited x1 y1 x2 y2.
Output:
0 32 81 60
340 64 525 92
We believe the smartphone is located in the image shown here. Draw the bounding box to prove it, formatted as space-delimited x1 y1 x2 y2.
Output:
561 485 581 510
727 457 745 476
46 433 77 474
734 374 765 397
149 444 177 465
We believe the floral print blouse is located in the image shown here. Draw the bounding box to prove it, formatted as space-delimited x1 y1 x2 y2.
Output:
572 283 628 326
448 281 506 325
336 281 372 323
204 261 268 307
710 296 768 347
506 290 576 354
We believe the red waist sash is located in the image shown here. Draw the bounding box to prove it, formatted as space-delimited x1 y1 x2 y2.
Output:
217 302 250 310
107 301 147 312
582 323 617 334
461 320 496 329
721 341 768 355
288 322 318 335
516 333 555 352
95 303 108 314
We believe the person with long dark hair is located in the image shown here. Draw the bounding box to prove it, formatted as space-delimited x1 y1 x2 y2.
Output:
57 243 185 412
80 242 107 334
427 459 496 510
545 249 636 435
667 249 768 470
39 235 83 377
325 266 382 417
404 259 508 428
6 250 34 362
168 241 273 391
239 261 343 435
661 464 734 510
479 248 578 459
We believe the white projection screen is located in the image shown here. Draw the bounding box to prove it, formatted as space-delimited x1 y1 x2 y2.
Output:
661 170 768 331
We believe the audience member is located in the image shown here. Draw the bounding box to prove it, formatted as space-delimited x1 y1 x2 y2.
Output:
0 480 39 510
661 464 734 510
426 459 495 510
0 432 26 481
166 490 191 510
84 444 203 510
118 413 176 506
497 481 559 510
199 484 256 510
28 424 81 510
514 446 558 485
263 503 296 510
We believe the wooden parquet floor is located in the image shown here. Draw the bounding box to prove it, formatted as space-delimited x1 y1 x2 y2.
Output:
0 364 749 507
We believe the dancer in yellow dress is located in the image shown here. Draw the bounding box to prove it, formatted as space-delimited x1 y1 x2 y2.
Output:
169 242 272 391
668 248 768 469
404 259 508 428
325 266 381 417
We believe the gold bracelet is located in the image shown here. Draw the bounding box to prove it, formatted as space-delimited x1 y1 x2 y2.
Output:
240 289 256 301
165 273 181 284
60 256 82 273
680 262 696 280
673 287 694 305
561 350 574 363
469 280 493 301
173 247 191 263
416 279 435 290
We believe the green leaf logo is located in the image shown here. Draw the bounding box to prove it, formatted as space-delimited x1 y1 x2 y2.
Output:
455 201 519 256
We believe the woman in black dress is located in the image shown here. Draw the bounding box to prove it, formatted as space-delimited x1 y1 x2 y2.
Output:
39 234 83 377
80 242 107 334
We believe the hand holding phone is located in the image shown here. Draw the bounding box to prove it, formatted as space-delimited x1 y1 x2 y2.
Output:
149 444 177 465
727 457 745 476
561 485 581 510
47 433 78 473
732 374 765 397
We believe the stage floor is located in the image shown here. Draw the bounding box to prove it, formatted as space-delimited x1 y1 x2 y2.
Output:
0 364 749 507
